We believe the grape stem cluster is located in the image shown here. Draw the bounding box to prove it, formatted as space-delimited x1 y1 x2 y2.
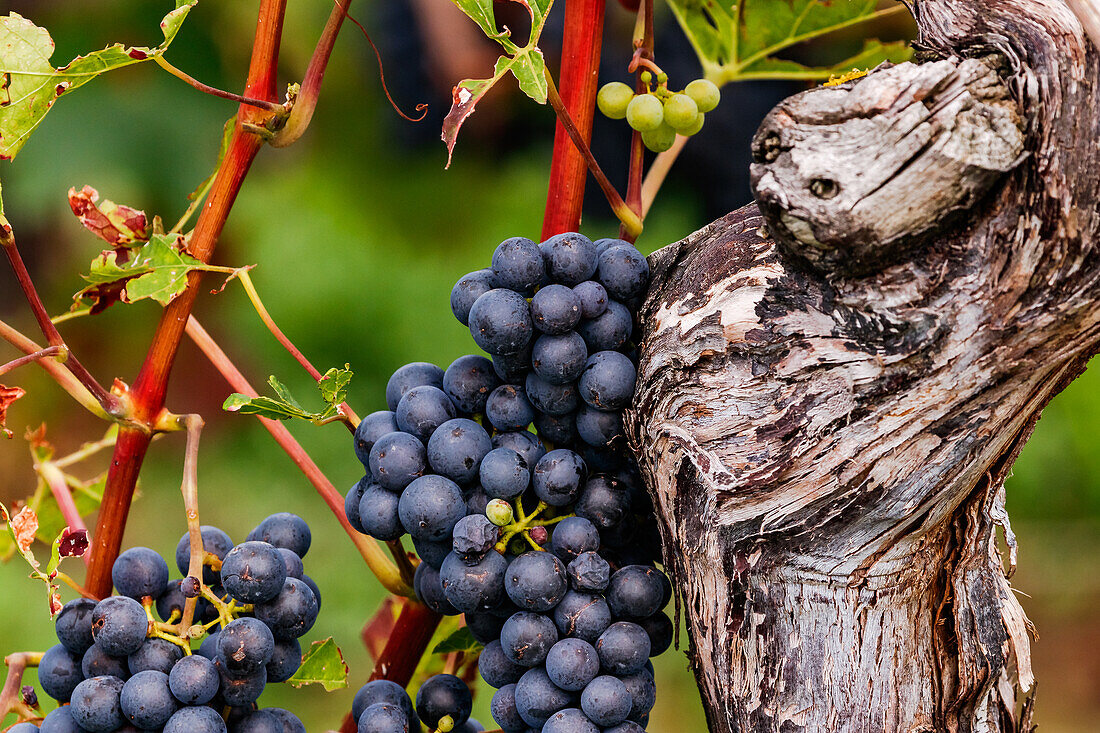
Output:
493 501 572 555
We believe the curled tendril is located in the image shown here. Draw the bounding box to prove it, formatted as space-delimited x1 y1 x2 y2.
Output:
338 1 429 122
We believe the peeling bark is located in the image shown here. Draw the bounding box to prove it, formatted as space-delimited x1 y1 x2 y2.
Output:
628 2 1098 731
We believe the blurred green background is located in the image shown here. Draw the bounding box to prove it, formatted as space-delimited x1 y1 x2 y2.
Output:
0 1 1096 731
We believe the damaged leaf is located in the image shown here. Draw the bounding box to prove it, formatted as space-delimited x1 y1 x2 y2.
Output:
73 233 206 312
0 384 26 438
68 186 149 245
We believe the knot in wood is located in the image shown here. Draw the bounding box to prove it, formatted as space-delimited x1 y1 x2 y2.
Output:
749 57 1025 275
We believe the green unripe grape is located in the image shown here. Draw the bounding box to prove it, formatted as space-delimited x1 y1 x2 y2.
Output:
626 94 664 132
685 78 721 113
656 72 669 84
597 82 635 120
640 71 653 85
663 93 699 132
681 112 705 136
486 499 513 527
642 123 676 153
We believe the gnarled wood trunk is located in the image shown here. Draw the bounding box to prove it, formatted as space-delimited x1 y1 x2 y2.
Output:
628 2 1099 731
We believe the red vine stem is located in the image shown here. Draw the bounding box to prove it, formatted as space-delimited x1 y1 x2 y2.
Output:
369 599 442 683
184 317 414 597
85 0 288 599
541 0 605 238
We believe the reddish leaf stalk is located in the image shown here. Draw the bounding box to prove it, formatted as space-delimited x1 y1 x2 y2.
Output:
621 0 654 243
37 462 90 567
0 319 107 419
0 346 62 378
541 0 605 238
85 0 288 599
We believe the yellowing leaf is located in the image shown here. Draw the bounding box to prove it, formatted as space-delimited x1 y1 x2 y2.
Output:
74 233 205 312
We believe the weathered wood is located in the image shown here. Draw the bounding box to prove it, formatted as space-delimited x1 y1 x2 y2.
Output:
628 1 1099 731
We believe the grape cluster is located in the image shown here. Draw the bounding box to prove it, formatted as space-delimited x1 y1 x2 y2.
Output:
31 514 320 732
346 232 673 732
597 74 721 152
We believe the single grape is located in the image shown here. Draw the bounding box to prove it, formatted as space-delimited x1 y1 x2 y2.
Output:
625 94 663 131
217 617 275 675
369 431 427 492
163 705 228 733
572 280 608 319
196 630 220 660
505 551 568 612
81 643 128 680
681 111 705 136
575 404 623 447
491 237 546 296
386 362 445 412
111 546 169 600
55 597 97 656
685 78 720 113
169 653 219 704
553 591 612 643
440 550 508 613
545 638 600 692
175 525 233 585
490 683 526 733
398 474 467 543
492 346 532 384
596 245 650 302
38 644 83 702
532 449 587 507
485 498 515 527
531 332 588 386
70 675 125 733
576 300 632 352
466 611 506 644
415 673 473 729
120 670 178 729
500 612 559 667
638 611 674 656
567 551 610 593
606 565 666 620
469 289 534 356
513 667 573 729
486 385 536 431
412 536 451 570
358 702 410 733
479 447 529 500
414 561 460 616
254 577 319 640
533 411 578 445
427 418 492 485
452 514 500 564
39 706 84 733
352 679 418 730
127 637 183 675
663 92 699 132
542 708 600 733
247 512 312 559
642 122 676 152
531 284 581 335
575 476 631 530
596 81 634 119
491 431 546 469
443 355 500 414
90 596 148 657
595 622 650 674
464 484 490 516
302 574 322 611
217 665 267 706
540 233 598 287
396 385 457 442
451 269 497 326
220 541 287 604
236 710 293 733
524 372 579 417
580 675 632 727
278 547 305 580
478 639 526 688
550 517 601 563
354 410 400 468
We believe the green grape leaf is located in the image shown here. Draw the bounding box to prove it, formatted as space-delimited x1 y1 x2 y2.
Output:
73 233 207 311
286 637 348 691
223 366 353 425
433 626 484 655
666 0 913 85
0 2 197 160
68 186 149 245
442 0 553 166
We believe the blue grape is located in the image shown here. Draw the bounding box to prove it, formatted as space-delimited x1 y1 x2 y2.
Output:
55 597 97 655
596 245 650 301
637 611 673 656
352 679 417 730
572 281 608 319
492 346 532 384
175 525 233 585
542 708 600 733
532 449 587 506
500 612 558 667
247 513 311 560
594 238 629 256
491 431 546 471
217 665 266 706
427 418 492 484
70 675 125 733
576 300 632 352
81 643 128 680
465 611 505 644
415 673 472 729
595 622 650 674
268 708 307 732
524 372 579 416
127 637 183 675
267 637 303 682
414 561 460 615
545 638 599 691
513 667 573 728
359 483 405 541
398 475 466 543
619 668 656 719
580 675 631 726
169 653 219 704
90 596 147 657
354 411 400 467
505 551 567 612
549 517 600 563
164 705 227 732
567 552 610 593
386 362 445 412
39 705 84 732
120 670 177 729
220 541 286 604
217 617 274 676
490 683 526 733
479 447 529 500
553 591 612 643
358 702 409 733
452 514 500 564
486 385 536 431
491 237 546 295
540 233 598 286
533 411 578 445
156 579 213 625
111 546 169 600
235 710 287 733
469 289 534 356
530 284 581 335
440 550 508 613
478 639 525 688
607 565 666 620
575 404 623 447
39 643 83 702
578 351 636 411
451 269 497 326
396 385 457 442
254 577 319 640
278 547 305 580
412 536 451 570
531 332 587 385
302 574 322 612
465 484 491 516
369 432 427 492
443 355 500 414
196 630 220 660
575 476 631 529
8 722 38 733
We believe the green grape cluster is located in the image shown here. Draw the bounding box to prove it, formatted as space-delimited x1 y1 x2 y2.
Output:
597 75 720 153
